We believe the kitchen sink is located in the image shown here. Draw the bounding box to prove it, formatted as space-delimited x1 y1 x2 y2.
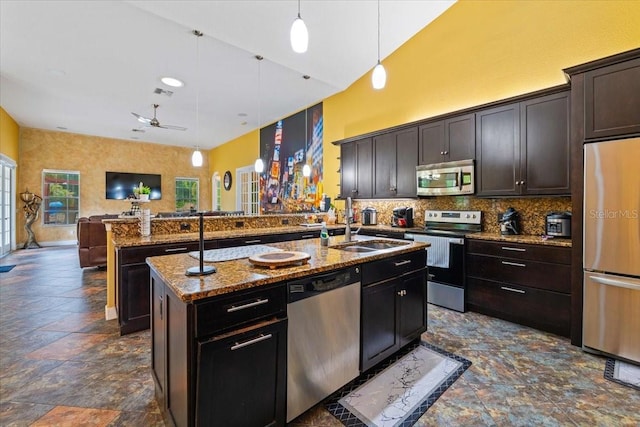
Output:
331 240 410 253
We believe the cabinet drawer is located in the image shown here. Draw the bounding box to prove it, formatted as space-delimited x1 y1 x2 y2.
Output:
466 254 570 293
120 242 200 265
467 239 570 264
362 250 426 286
359 229 407 240
194 284 286 338
467 277 570 337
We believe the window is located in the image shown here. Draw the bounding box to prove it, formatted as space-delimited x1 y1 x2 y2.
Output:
42 170 80 226
175 178 199 212
212 172 221 211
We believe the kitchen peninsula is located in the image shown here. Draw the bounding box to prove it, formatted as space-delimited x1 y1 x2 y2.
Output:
146 235 429 426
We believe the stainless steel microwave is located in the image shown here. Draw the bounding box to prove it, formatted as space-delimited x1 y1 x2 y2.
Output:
416 159 475 196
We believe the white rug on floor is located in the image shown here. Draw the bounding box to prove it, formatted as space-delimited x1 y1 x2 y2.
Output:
605 359 640 391
327 342 471 427
189 245 282 262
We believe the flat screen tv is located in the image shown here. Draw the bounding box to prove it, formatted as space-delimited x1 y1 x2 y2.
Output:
105 172 162 200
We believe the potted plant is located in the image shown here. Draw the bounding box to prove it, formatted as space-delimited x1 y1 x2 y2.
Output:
135 184 151 201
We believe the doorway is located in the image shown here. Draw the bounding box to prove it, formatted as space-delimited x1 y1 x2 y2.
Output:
0 155 16 257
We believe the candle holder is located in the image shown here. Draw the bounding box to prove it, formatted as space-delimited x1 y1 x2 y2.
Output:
186 212 216 276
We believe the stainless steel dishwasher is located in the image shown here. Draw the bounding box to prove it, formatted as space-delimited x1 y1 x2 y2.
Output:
287 266 361 423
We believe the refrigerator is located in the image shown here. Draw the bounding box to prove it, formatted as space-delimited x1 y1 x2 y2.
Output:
583 137 640 364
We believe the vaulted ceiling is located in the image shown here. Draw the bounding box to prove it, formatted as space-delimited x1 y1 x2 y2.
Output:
1 1 455 149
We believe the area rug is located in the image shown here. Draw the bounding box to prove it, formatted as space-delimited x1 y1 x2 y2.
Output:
0 265 16 273
326 342 471 427
604 358 640 391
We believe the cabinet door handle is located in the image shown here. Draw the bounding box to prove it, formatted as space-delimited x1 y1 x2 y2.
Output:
231 333 273 351
159 295 163 320
397 290 407 296
244 239 262 244
394 260 411 267
501 261 526 267
443 151 449 155
164 247 188 253
501 246 526 252
501 286 526 294
300 234 315 239
227 298 269 313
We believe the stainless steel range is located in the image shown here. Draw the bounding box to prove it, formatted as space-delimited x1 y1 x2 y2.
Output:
405 210 482 312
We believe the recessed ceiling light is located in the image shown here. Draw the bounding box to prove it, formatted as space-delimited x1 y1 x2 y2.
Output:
56 126 67 130
161 77 184 88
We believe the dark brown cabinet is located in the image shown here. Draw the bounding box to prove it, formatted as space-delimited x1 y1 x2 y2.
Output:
465 239 571 337
476 91 570 196
361 251 427 372
150 268 287 427
340 137 372 199
117 241 200 335
583 56 640 140
418 113 475 165
373 127 418 198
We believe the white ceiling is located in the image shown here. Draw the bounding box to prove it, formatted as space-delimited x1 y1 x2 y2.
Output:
0 0 455 150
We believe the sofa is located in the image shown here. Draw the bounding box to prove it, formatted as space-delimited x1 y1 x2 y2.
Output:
77 215 119 268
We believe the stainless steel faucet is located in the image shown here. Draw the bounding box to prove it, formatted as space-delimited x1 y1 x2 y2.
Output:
344 197 359 242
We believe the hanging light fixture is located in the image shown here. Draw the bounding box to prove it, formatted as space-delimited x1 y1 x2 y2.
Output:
192 30 204 167
302 101 311 178
290 0 308 53
254 55 265 173
371 0 386 90
302 164 311 177
192 146 203 167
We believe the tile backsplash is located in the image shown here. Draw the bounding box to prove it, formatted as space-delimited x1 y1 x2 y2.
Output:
352 196 571 235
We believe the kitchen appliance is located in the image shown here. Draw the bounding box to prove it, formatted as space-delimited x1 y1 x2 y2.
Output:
546 212 571 237
392 207 413 228
286 266 361 422
499 207 520 235
583 138 640 364
361 207 378 225
405 210 482 312
416 159 475 197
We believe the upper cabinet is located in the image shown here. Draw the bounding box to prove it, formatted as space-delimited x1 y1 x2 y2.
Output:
418 113 475 165
476 91 570 197
373 128 418 198
583 56 640 140
340 137 373 199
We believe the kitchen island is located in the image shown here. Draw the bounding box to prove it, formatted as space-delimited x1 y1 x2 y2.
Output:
147 234 429 427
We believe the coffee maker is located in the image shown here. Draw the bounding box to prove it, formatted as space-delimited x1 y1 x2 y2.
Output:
392 207 414 228
499 207 520 235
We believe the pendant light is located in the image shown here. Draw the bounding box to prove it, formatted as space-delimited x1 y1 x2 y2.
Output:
192 30 204 167
290 0 308 53
302 104 311 177
254 55 265 173
371 0 386 90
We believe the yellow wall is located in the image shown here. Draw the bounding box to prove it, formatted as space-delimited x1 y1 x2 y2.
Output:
19 128 211 244
322 0 640 203
0 107 19 161
209 129 259 211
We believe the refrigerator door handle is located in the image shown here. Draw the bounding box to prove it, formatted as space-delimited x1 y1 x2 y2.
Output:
589 275 640 291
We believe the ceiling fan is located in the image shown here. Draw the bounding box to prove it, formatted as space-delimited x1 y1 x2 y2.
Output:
131 104 187 131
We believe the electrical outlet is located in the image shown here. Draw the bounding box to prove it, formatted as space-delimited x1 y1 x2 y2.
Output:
282 219 289 225
180 223 190 231
235 221 244 228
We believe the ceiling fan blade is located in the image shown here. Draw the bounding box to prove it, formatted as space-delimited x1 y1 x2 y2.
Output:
157 124 188 131
131 112 151 124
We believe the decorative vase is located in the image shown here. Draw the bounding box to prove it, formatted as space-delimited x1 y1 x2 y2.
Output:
139 194 149 201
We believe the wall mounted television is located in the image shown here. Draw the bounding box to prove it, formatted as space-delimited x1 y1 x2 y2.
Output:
105 172 162 200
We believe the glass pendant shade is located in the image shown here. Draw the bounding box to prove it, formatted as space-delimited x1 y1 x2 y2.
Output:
372 61 386 90
302 164 311 177
255 158 264 173
290 16 308 53
191 149 203 167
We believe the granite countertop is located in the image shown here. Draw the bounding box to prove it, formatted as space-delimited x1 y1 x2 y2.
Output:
468 232 572 247
146 235 429 303
112 224 346 248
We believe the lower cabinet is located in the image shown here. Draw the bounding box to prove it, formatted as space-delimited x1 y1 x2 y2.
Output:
150 268 287 427
465 239 571 337
361 268 427 372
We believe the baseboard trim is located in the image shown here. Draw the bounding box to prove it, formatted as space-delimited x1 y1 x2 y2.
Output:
105 305 118 321
19 240 77 247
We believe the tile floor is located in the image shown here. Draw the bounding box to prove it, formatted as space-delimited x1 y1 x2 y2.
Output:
1 246 639 426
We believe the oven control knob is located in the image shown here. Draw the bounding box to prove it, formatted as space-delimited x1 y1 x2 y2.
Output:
472 214 476 219
465 214 470 218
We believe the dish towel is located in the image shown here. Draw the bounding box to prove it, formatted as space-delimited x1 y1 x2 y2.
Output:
424 236 450 268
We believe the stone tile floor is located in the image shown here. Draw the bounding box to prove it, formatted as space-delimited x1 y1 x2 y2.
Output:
1 246 639 426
